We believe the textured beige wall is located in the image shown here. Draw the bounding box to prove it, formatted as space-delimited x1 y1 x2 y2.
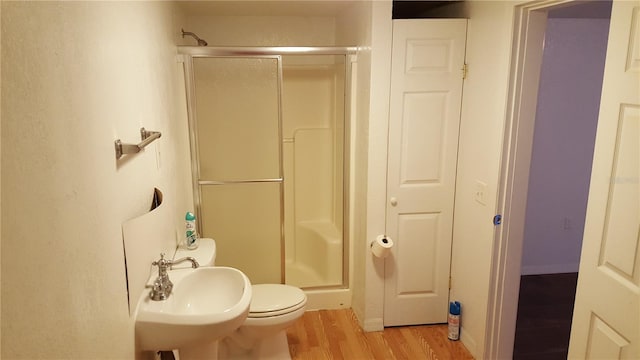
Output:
449 1 519 356
183 15 336 47
1 2 190 358
359 0 393 333
0 2 3 357
334 0 376 331
338 0 387 330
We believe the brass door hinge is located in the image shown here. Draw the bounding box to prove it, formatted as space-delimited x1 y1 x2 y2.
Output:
462 63 468 79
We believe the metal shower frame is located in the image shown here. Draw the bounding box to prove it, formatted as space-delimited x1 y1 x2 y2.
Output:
178 46 357 287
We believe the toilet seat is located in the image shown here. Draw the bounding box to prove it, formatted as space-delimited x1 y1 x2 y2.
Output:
248 284 307 318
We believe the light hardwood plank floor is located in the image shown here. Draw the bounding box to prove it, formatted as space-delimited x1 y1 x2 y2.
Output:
286 309 474 359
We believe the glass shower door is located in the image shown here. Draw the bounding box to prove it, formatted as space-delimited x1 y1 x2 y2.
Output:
191 56 283 284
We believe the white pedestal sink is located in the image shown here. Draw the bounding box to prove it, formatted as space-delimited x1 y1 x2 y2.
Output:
135 266 252 359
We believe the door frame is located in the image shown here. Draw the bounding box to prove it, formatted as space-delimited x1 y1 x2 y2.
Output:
485 1 580 358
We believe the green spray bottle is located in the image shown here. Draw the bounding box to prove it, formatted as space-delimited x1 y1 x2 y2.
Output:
185 212 198 249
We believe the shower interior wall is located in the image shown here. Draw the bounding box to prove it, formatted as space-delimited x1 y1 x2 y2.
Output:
282 55 345 286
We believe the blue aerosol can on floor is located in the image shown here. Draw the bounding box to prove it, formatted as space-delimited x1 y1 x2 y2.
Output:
448 301 461 341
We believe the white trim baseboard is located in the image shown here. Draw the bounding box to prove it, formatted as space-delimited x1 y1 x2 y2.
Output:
304 288 352 311
460 327 478 358
363 318 384 332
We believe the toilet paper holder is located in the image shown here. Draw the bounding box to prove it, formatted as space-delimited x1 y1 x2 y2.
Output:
371 234 394 258
372 236 392 247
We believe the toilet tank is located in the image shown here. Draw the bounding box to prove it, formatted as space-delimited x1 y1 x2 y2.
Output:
173 238 216 267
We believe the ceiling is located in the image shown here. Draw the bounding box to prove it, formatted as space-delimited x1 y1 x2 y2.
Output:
176 0 461 18
176 0 612 20
392 1 462 18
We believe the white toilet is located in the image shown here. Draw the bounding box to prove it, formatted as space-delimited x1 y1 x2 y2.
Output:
174 238 307 360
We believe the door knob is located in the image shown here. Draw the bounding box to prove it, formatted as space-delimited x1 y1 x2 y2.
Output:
390 197 398 206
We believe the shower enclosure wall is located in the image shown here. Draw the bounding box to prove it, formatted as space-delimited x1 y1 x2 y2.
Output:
180 47 352 289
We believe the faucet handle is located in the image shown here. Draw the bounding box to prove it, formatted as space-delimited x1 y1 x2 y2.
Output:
152 253 172 270
149 253 174 301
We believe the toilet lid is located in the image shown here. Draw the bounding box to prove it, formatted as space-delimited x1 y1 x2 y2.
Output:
249 284 307 318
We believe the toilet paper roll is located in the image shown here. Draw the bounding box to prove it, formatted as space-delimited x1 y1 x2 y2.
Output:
371 235 394 258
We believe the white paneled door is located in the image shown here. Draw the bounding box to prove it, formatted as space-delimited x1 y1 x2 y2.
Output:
384 19 467 326
568 1 640 358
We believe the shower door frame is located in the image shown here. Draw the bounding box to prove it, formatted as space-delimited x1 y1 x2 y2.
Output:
179 46 357 288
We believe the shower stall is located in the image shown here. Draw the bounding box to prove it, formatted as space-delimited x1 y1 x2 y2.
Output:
179 47 354 290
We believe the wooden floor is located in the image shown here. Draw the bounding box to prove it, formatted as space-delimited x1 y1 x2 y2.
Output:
513 273 578 360
286 309 474 359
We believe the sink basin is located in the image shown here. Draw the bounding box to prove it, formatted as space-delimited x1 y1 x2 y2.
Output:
135 266 252 352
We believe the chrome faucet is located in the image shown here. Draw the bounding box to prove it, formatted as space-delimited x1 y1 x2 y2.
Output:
149 253 199 301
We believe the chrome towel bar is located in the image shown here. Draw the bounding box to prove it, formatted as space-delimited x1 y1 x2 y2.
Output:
115 127 162 159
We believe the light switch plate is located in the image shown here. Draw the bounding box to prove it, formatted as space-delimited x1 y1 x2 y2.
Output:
474 180 488 206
